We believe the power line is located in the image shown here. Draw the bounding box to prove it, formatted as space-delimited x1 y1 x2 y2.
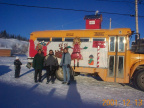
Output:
0 2 144 17
95 0 135 3
139 0 144 4
95 0 144 4
0 2 93 12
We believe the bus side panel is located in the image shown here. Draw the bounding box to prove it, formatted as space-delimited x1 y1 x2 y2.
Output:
47 42 108 68
29 40 37 57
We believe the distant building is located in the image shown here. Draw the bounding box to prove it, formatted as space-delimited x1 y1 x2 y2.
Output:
0 47 12 56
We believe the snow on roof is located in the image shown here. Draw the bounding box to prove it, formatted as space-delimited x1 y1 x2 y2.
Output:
84 14 102 20
0 47 12 50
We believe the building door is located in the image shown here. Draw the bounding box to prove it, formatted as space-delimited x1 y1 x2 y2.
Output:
108 36 126 83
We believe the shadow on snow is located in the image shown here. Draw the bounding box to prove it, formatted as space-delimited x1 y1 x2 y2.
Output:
0 81 105 108
20 69 34 77
0 65 12 76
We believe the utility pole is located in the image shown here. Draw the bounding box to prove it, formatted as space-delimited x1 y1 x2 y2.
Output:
109 18 111 29
135 0 139 43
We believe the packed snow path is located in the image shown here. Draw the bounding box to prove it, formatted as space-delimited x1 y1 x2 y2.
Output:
0 55 144 108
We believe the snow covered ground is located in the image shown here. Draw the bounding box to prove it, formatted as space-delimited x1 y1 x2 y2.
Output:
0 55 144 108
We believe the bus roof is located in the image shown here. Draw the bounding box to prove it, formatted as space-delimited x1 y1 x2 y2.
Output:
30 28 132 40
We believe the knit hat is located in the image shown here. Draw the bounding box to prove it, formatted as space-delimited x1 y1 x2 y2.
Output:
16 56 19 60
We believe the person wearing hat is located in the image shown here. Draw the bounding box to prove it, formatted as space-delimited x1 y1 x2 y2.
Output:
14 56 22 78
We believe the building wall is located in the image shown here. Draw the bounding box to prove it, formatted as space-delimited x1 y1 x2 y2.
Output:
0 49 11 56
85 19 101 29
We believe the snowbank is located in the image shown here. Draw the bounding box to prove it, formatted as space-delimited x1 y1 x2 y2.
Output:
0 38 28 54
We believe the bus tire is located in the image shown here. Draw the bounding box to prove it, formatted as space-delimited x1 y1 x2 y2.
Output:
55 67 74 81
70 67 74 81
134 70 144 91
136 71 144 91
55 67 64 81
133 71 139 89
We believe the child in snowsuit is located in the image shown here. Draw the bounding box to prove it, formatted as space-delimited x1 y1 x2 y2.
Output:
14 56 22 78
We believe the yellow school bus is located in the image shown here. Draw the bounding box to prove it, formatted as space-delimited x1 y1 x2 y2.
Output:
28 28 144 91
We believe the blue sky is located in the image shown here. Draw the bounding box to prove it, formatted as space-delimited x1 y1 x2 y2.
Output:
0 0 144 42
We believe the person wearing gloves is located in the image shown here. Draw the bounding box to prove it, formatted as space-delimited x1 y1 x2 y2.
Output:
60 47 71 85
14 56 22 78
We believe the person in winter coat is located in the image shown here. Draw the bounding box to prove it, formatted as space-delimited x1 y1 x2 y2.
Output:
14 56 22 78
60 48 71 85
44 50 58 84
33 49 45 83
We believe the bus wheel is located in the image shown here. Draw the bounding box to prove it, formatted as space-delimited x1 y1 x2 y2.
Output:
55 67 64 81
134 70 144 91
136 71 144 91
55 67 74 81
70 67 75 81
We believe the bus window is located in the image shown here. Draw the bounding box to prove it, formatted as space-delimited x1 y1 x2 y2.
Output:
118 37 125 52
37 38 50 42
80 38 89 42
108 56 115 77
65 38 74 42
52 38 62 42
117 56 124 78
109 37 115 52
93 38 105 41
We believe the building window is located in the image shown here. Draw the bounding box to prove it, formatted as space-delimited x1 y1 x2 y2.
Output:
117 56 124 78
118 37 125 52
108 56 115 77
93 38 105 41
80 38 89 42
65 38 74 42
109 37 115 52
37 38 50 42
52 38 62 42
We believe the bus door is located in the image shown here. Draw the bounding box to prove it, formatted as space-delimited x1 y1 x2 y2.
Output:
108 36 126 83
